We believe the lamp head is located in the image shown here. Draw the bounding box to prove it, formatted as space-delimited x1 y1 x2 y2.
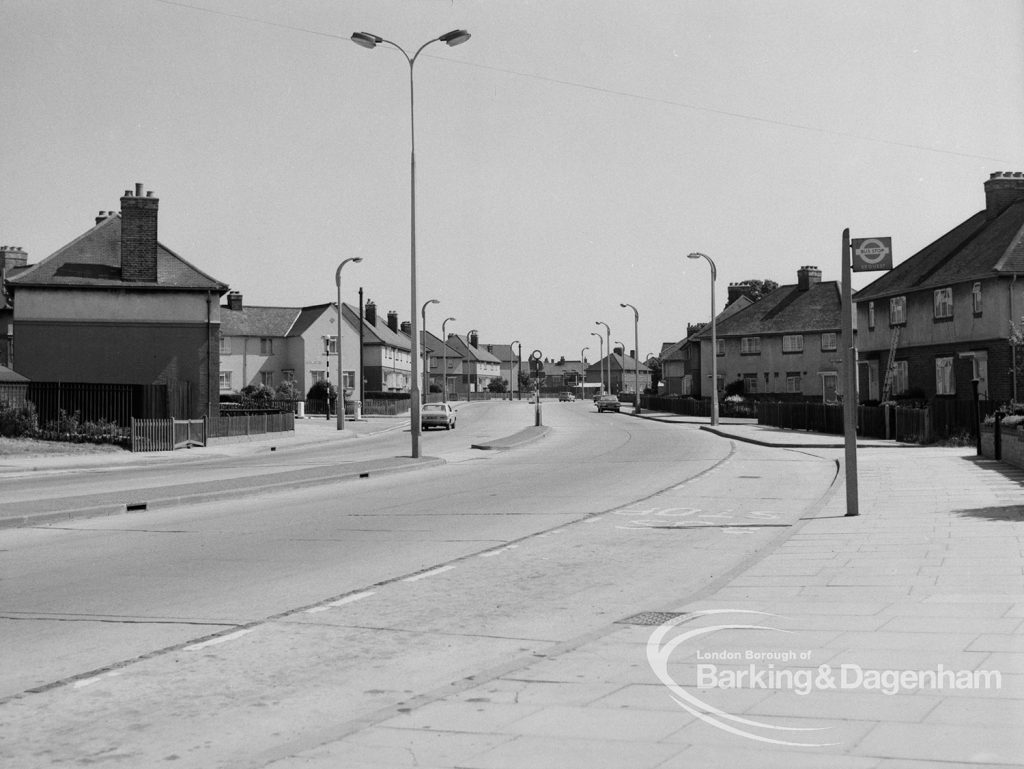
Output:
687 252 706 260
352 257 363 263
350 32 382 49
438 29 471 46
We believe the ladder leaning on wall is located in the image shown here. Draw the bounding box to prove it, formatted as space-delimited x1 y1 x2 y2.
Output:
880 325 901 402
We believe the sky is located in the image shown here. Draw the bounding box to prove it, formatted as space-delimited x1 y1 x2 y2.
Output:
2 0 1023 363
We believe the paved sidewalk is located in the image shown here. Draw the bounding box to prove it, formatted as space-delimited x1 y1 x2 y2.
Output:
275 440 1024 767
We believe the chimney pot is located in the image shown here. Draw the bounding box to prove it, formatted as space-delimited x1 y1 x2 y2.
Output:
135 182 144 197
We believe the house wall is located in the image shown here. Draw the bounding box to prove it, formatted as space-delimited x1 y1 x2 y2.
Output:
856 277 1020 402
709 331 842 398
14 288 219 417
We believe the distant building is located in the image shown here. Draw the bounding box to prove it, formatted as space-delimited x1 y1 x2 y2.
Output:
0 246 28 368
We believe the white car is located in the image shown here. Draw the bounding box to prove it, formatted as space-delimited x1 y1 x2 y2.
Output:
421 402 456 430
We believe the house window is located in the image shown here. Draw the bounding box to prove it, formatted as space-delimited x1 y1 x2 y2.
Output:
890 296 906 326
933 287 953 319
682 374 693 394
219 335 230 355
785 372 801 393
260 337 274 355
820 332 838 351
868 301 875 330
935 356 955 395
743 373 758 393
219 371 231 390
281 369 295 381
323 336 337 355
342 370 355 390
972 282 983 315
740 337 761 355
892 360 909 397
310 370 327 384
716 339 724 356
782 335 804 353
260 371 273 388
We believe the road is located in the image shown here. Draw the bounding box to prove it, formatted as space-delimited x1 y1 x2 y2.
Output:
0 400 839 767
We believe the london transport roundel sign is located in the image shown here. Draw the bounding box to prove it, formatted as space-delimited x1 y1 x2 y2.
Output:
851 237 893 272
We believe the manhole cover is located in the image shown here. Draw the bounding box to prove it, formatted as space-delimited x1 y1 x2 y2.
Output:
616 611 688 626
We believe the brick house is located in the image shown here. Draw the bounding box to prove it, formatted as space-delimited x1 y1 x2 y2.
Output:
422 330 465 397
855 172 1024 403
4 184 228 418
661 293 753 397
0 246 28 368
693 266 844 401
360 301 412 393
218 294 363 400
446 332 501 393
586 349 652 395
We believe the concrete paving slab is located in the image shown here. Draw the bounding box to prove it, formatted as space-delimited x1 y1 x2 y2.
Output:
464 735 684 769
853 722 1024 764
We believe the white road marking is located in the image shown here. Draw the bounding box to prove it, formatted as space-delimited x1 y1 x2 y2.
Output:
73 671 120 689
479 545 518 558
328 591 375 607
403 565 456 582
184 628 253 651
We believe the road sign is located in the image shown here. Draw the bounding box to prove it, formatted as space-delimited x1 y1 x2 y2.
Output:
851 237 893 272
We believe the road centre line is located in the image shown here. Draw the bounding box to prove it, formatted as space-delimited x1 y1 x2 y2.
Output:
479 545 518 558
403 565 456 582
184 628 253 651
328 591 375 607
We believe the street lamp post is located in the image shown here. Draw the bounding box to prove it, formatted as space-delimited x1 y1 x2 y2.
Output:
621 302 640 414
351 28 471 458
590 332 604 394
580 346 589 400
516 341 523 400
509 340 519 401
467 329 478 396
441 316 455 402
335 257 363 429
595 321 610 395
687 252 719 425
421 298 439 402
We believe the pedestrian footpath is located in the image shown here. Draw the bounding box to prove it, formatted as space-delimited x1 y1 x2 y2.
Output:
274 419 1024 768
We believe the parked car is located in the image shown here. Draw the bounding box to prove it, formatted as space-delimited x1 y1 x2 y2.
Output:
558 391 576 402
595 394 621 413
421 402 456 430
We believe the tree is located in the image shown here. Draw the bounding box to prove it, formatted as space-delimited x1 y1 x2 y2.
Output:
725 278 778 307
487 377 508 393
644 357 662 393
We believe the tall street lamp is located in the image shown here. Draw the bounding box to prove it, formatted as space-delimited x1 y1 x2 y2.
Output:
687 251 719 425
351 28 471 458
421 298 439 401
621 302 640 414
515 340 523 400
468 329 478 396
590 332 604 394
580 346 589 399
441 316 455 402
509 340 519 401
335 256 363 430
595 321 610 395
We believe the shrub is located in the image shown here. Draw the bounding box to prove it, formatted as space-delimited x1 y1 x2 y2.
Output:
307 380 336 401
275 380 300 400
241 384 275 403
0 400 39 437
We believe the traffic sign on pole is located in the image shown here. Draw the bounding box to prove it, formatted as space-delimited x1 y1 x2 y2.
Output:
851 237 893 272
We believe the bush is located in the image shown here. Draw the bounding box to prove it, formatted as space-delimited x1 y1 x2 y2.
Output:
306 380 337 401
0 400 39 437
275 380 300 400
241 384 275 402
724 379 745 397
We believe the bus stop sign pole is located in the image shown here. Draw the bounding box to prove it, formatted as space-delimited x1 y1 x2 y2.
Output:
842 227 859 517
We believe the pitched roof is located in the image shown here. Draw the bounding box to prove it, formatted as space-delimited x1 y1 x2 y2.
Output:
856 198 1024 302
661 295 755 359
697 281 841 337
7 215 227 292
0 364 28 383
351 304 411 350
423 330 463 360
448 335 502 363
221 305 302 337
288 303 334 337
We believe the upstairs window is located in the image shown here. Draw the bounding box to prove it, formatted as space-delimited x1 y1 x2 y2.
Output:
260 337 274 355
323 336 337 355
933 287 953 319
740 337 761 355
972 282 983 315
782 335 804 353
716 339 724 356
889 296 906 326
820 332 838 351
868 301 875 330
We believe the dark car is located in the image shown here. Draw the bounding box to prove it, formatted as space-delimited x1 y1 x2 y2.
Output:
595 394 621 413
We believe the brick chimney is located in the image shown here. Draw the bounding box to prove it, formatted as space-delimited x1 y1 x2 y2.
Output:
387 310 399 333
94 210 116 225
727 283 755 305
469 331 479 348
225 291 243 311
400 320 411 334
797 265 821 291
365 300 377 326
120 183 159 282
984 171 1024 220
1 247 28 303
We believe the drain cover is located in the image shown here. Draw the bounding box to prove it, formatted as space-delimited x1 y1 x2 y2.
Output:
617 611 688 626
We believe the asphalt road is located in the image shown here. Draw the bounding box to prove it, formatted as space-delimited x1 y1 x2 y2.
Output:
0 400 839 767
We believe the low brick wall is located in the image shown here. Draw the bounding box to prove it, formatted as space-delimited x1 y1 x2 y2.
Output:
980 424 1024 469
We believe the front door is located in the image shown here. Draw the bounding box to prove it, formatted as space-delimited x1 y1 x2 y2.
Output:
972 352 989 399
822 372 838 404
